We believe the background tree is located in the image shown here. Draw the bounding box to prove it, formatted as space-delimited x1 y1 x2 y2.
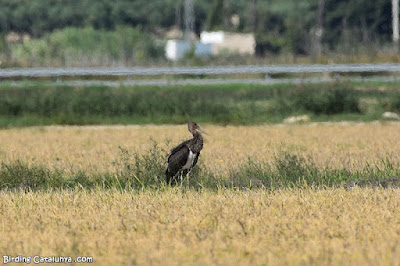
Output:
0 0 396 57
205 0 225 30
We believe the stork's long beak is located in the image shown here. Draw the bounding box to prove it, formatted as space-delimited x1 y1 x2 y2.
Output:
196 127 209 136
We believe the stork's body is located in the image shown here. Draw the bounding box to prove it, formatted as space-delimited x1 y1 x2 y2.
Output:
166 122 207 184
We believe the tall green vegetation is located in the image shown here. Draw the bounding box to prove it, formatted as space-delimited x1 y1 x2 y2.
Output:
11 27 164 66
0 82 399 127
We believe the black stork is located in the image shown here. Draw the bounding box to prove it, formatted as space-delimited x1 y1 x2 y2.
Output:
166 122 208 184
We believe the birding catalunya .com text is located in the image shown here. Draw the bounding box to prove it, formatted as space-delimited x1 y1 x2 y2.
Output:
3 255 93 264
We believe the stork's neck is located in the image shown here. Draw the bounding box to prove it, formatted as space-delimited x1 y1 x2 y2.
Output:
189 131 203 153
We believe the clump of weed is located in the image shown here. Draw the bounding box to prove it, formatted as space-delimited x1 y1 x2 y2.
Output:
225 158 273 189
225 150 321 189
112 139 168 189
274 150 318 184
344 158 400 188
0 160 96 190
225 149 366 189
0 161 62 190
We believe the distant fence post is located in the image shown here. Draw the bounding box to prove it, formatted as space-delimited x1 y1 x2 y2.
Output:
393 0 399 50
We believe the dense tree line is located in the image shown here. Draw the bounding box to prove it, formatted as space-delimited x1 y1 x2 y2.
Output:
0 0 395 56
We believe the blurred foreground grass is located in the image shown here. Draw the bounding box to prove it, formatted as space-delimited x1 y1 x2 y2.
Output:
1 188 400 265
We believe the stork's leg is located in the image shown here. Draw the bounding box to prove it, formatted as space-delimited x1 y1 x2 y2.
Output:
174 170 189 186
166 169 192 186
182 169 189 177
182 169 192 185
166 168 181 185
178 170 184 186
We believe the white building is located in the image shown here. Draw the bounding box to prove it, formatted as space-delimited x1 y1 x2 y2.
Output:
165 31 256 61
165 40 212 61
200 31 255 55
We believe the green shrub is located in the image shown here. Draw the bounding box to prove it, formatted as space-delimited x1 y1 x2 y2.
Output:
296 86 361 115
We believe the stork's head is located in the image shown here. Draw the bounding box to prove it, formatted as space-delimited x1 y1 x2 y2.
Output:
188 122 208 135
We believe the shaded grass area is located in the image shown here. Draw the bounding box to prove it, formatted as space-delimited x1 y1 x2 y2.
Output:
1 142 399 191
1 82 400 127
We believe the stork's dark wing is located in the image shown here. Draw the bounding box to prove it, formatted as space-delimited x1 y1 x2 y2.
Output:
192 151 200 168
167 142 190 177
168 140 189 158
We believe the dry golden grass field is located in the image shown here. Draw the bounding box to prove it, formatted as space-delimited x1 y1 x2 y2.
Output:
1 123 400 174
1 123 400 265
1 188 400 265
